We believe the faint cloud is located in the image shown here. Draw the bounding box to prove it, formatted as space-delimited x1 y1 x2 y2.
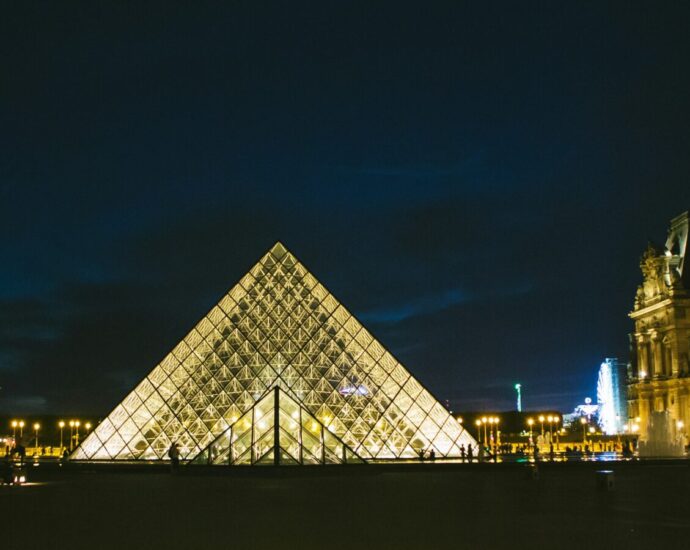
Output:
360 283 533 324
359 288 469 323
0 394 48 413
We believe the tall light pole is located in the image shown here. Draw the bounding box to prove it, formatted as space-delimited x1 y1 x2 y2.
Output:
11 420 17 439
475 419 481 446
481 417 488 446
580 417 587 444
69 421 75 450
75 421 81 446
33 423 40 452
19 420 25 438
59 421 65 451
514 383 522 412
547 415 554 444
538 415 545 438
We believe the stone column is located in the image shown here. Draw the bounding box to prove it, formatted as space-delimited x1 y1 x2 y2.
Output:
652 332 663 378
637 334 648 377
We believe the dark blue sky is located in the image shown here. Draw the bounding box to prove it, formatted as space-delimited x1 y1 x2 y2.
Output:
2 2 690 415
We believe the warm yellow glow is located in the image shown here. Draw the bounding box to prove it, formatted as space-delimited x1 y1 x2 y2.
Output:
527 418 534 426
58 421 65 428
69 421 75 427
580 417 586 425
481 417 487 424
75 421 80 428
632 424 639 433
33 423 40 430
588 427 595 433
538 415 545 422
677 420 684 429
19 421 25 428
475 419 481 426
11 420 17 428
547 415 553 422
457 417 463 424
85 423 92 430
554 415 560 423
635 417 641 423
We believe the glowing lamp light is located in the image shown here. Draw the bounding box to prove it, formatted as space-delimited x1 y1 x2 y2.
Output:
457 417 463 424
527 418 534 426
677 420 684 429
475 419 481 427
481 417 487 424
580 417 587 425
588 427 595 434
59 421 65 428
538 415 545 422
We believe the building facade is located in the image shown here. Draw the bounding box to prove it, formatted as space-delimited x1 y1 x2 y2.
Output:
628 212 690 441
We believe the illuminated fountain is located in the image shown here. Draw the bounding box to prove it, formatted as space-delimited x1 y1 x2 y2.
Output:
637 411 685 458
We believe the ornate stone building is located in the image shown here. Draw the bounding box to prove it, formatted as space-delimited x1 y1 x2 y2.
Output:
628 212 690 440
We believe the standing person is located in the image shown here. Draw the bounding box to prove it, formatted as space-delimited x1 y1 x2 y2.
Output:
460 444 466 462
467 444 474 462
168 442 180 473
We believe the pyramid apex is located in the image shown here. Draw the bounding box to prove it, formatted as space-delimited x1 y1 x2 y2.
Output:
269 241 289 259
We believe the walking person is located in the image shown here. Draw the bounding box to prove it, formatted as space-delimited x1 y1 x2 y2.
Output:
168 442 180 473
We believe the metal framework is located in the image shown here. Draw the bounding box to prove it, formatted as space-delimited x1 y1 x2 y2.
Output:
72 242 476 463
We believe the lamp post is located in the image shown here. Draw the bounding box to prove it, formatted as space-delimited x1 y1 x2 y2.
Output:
85 422 92 432
11 420 17 439
481 417 488 446
58 421 65 451
33 423 40 453
527 418 534 444
75 421 81 446
475 419 481 445
547 415 554 444
19 421 25 438
538 415 545 438
580 417 587 444
69 421 75 450
553 416 561 449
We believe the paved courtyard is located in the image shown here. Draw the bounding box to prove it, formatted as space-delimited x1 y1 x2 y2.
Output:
2 461 689 549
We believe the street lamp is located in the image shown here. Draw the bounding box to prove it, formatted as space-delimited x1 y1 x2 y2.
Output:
75 421 81 446
33 423 40 452
11 420 17 439
475 419 481 443
481 417 488 446
538 415 545 438
69 421 75 450
58 421 65 450
19 420 25 438
580 417 587 444
85 422 92 431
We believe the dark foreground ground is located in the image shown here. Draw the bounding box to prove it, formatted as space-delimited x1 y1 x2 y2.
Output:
2 461 689 550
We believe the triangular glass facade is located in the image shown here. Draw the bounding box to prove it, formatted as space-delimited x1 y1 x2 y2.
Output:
191 387 365 465
73 242 476 463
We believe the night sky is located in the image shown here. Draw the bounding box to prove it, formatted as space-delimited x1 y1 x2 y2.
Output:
3 3 690 416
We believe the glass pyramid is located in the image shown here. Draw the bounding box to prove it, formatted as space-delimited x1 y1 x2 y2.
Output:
191 387 365 465
73 242 476 463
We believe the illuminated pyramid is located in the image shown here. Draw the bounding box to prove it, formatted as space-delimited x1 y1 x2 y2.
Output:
73 243 476 464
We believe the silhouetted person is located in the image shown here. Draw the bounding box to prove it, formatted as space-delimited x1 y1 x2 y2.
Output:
460 444 466 462
168 442 180 473
429 448 436 461
14 443 26 464
467 444 474 462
